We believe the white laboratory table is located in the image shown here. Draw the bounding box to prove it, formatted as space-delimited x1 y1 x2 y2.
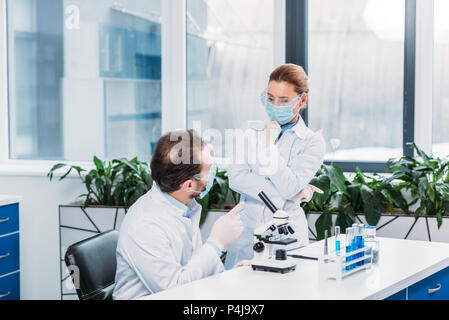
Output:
140 237 449 300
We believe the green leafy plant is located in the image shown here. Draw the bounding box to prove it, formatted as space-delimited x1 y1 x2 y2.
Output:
113 158 154 207
48 156 153 208
304 164 409 240
305 143 449 240
48 143 449 237
387 143 449 228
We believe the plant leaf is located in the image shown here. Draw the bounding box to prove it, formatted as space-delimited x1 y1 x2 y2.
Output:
310 175 331 210
93 156 105 171
336 203 356 234
315 208 333 241
385 185 409 214
346 184 362 212
324 164 348 193
360 185 383 226
47 163 68 181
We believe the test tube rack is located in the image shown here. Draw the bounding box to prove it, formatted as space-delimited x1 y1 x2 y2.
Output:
318 246 373 281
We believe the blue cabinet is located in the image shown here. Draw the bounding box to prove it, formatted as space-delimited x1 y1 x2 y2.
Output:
386 266 449 300
0 203 20 300
0 204 19 236
408 267 449 300
0 272 20 300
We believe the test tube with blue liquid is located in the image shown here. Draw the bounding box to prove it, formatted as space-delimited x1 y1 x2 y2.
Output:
351 227 357 269
351 223 365 267
358 224 365 266
351 223 358 267
335 226 341 256
345 227 353 270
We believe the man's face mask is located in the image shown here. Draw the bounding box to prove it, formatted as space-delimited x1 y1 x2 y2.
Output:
191 162 217 199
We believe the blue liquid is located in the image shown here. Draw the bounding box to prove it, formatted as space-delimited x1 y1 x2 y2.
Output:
336 240 341 256
360 237 365 266
345 245 352 270
355 236 361 266
351 239 357 269
349 236 365 267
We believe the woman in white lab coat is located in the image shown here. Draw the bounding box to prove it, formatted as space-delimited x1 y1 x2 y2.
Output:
224 64 326 270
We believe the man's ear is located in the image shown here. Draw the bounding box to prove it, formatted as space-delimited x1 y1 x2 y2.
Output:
207 143 215 157
181 179 196 191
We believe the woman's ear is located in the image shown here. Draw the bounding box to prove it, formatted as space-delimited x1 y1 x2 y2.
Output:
300 93 309 108
294 94 308 113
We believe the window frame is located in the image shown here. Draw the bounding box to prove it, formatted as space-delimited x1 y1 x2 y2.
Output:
162 0 186 133
286 0 435 173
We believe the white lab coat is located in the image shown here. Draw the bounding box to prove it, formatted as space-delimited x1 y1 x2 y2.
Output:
113 184 224 300
224 116 326 269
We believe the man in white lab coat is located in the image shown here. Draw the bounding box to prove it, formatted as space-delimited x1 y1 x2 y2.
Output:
113 130 245 300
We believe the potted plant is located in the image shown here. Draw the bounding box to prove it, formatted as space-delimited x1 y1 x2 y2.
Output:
387 143 449 229
304 164 408 240
48 156 153 207
305 143 449 242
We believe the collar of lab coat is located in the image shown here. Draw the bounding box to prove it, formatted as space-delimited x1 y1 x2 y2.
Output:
289 115 308 140
151 183 200 219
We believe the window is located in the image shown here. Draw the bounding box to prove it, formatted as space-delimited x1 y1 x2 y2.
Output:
433 0 449 158
307 0 405 163
3 0 445 171
7 0 162 161
186 0 275 157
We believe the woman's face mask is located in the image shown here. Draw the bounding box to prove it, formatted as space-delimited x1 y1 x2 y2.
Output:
261 90 305 125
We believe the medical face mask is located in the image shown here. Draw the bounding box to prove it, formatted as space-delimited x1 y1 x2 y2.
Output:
265 102 297 125
262 91 305 125
192 163 217 199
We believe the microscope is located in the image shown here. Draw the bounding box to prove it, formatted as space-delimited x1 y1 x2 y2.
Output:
251 192 298 274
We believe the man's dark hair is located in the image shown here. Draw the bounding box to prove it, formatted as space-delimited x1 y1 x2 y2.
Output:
150 130 206 193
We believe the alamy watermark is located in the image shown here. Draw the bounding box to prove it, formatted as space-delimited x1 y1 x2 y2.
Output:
168 121 281 175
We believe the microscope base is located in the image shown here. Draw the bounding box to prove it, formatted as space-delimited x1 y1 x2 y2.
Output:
251 259 297 274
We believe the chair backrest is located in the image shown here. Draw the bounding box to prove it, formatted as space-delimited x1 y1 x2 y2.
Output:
65 230 119 300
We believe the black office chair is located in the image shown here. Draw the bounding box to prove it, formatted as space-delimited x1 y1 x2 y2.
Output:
65 230 119 300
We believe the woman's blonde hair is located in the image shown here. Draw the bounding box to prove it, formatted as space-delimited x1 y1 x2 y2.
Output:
269 64 309 95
